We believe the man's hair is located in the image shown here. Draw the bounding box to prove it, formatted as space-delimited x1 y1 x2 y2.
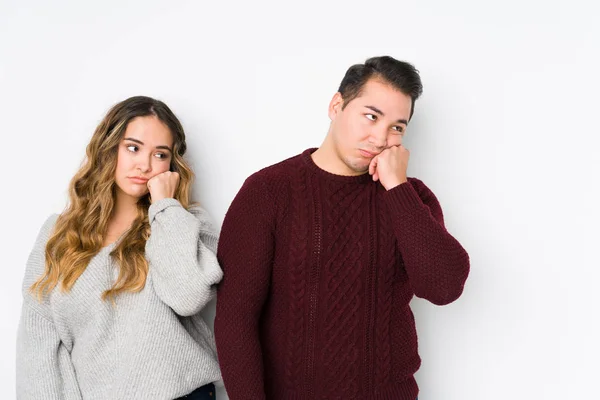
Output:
338 56 423 120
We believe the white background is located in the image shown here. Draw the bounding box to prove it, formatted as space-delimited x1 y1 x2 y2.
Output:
1 0 599 398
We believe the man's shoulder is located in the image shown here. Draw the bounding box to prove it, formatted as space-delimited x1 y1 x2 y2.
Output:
244 151 306 188
407 176 425 189
406 177 441 204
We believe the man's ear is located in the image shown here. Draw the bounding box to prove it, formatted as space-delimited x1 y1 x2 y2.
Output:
328 92 344 121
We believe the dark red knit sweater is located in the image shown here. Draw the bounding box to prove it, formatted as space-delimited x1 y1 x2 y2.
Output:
215 149 470 400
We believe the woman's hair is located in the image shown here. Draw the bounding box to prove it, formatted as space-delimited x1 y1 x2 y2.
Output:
31 96 194 301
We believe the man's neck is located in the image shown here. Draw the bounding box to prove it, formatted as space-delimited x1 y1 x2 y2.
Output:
311 139 362 177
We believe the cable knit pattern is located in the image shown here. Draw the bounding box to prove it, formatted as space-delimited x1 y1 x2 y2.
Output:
215 148 470 400
16 199 223 400
284 167 309 390
374 200 396 392
321 181 368 399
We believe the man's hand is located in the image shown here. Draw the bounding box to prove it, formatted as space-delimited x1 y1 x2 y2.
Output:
368 145 409 190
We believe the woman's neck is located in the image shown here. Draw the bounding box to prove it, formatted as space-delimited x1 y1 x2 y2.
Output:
104 190 140 246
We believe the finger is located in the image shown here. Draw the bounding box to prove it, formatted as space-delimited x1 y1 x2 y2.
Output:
149 173 163 184
373 171 379 181
369 156 378 176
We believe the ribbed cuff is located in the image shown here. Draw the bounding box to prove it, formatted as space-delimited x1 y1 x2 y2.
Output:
383 181 424 216
198 260 224 287
148 198 182 224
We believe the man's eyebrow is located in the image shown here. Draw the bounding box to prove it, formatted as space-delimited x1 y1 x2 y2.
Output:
364 106 408 125
365 105 384 116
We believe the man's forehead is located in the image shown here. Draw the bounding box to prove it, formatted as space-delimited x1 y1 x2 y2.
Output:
355 86 411 120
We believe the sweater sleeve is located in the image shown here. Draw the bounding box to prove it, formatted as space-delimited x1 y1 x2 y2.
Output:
146 198 223 317
214 174 275 400
16 215 82 400
383 178 470 305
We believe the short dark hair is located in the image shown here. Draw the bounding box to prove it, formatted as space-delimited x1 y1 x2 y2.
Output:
338 56 423 120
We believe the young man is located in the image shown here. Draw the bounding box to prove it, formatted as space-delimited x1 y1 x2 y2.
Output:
215 56 470 400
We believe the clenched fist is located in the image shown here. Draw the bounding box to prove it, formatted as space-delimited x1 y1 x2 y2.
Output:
368 145 410 190
147 171 180 203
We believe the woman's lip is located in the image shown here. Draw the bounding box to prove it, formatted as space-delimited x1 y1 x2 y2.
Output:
128 177 149 184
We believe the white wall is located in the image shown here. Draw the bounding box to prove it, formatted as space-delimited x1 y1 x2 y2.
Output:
1 0 599 398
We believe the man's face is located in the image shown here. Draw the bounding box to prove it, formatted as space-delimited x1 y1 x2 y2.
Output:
328 78 412 175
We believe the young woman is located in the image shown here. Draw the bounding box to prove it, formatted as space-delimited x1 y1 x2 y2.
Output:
16 96 222 399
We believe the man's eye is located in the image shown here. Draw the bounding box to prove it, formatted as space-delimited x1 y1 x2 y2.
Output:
393 126 404 133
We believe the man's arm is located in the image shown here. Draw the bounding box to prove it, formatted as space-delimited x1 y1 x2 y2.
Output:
371 146 470 305
384 178 470 304
215 174 275 400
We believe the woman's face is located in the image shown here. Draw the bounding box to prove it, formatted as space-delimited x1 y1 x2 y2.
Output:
114 116 174 201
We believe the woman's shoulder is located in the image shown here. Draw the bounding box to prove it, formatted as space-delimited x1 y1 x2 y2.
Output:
40 214 60 235
22 214 60 289
31 214 60 254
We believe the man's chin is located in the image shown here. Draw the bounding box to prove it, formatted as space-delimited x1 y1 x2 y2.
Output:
346 161 369 175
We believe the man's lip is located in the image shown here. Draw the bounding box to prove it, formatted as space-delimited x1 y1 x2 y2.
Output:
359 149 378 158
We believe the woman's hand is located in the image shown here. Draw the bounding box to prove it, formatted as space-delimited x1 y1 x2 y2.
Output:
147 171 180 203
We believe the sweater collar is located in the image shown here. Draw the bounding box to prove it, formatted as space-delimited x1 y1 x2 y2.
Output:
301 148 373 184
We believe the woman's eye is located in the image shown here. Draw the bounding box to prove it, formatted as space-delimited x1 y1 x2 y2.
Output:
366 114 377 121
127 145 138 152
393 126 404 133
155 153 167 159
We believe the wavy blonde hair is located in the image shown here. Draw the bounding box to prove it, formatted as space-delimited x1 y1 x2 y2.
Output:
31 96 195 301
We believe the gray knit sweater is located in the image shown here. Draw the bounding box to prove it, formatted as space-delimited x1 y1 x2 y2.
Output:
16 198 223 400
